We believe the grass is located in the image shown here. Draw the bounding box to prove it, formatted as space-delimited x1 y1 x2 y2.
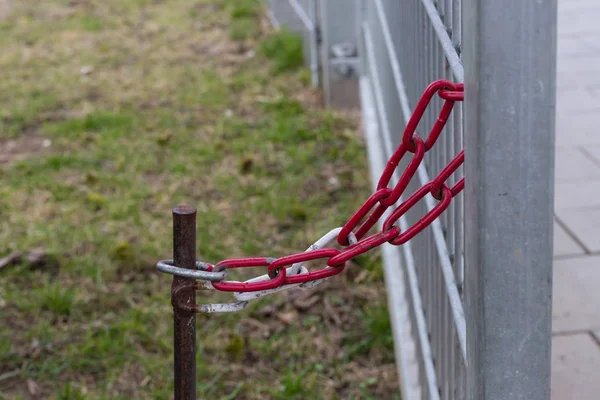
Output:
261 28 305 73
0 0 397 398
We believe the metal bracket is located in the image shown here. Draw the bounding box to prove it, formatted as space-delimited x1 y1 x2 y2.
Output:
330 42 359 79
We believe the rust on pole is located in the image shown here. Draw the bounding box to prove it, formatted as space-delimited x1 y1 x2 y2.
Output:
171 205 197 400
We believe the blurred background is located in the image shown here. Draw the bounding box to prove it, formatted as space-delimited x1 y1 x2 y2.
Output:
0 0 398 398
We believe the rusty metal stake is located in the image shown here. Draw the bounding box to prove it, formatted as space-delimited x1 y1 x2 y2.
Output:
171 205 197 400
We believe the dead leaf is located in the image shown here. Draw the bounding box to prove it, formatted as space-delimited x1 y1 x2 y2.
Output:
26 378 39 395
277 310 298 325
354 270 369 284
29 338 41 358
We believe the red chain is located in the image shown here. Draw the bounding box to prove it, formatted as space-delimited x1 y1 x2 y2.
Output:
210 80 465 292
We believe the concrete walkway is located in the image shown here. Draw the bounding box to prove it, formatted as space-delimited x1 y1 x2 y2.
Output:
551 0 600 398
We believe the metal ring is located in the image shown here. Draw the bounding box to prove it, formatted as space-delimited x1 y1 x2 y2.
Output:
156 259 228 282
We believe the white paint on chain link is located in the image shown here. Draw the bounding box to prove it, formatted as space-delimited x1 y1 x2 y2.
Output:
193 281 250 313
193 227 352 312
234 227 348 302
196 301 249 313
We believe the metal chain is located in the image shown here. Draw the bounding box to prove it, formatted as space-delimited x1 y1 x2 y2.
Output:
156 79 464 313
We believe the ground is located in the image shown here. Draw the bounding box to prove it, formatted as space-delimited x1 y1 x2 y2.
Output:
0 0 398 399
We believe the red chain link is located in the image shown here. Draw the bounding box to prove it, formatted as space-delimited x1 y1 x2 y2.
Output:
210 80 465 293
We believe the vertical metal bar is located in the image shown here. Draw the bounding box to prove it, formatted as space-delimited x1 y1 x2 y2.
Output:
308 0 319 88
444 35 453 400
171 205 197 400
454 101 464 292
463 0 556 398
408 0 414 103
452 0 461 54
417 0 423 105
433 29 443 398
449 300 455 400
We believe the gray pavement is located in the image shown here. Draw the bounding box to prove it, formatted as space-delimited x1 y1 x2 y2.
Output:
552 0 600 397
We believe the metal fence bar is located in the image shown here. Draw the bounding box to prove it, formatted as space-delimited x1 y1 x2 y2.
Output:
269 0 319 88
361 1 467 398
360 74 421 400
362 15 440 399
462 0 556 399
421 0 464 82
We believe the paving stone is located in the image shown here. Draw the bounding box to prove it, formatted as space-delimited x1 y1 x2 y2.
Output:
559 0 600 14
557 50 600 74
582 144 600 165
555 110 600 147
549 1 600 397
554 181 600 209
556 88 600 113
557 36 600 58
553 221 585 256
551 334 600 400
553 255 600 333
554 148 600 182
557 69 600 92
555 208 600 252
558 6 600 35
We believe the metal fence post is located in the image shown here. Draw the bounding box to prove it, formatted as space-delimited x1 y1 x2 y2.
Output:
463 1 557 399
171 205 197 400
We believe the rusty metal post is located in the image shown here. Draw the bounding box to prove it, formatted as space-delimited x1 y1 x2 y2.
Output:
171 205 197 400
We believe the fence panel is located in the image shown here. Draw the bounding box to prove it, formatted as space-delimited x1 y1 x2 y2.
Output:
358 1 466 399
268 1 555 399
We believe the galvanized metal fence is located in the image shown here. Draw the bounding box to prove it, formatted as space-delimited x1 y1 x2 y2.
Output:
267 0 319 87
359 2 465 398
268 1 557 399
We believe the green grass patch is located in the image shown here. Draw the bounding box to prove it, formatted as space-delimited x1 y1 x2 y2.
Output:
260 28 305 73
56 383 87 400
0 0 396 398
37 283 77 316
79 14 105 32
0 90 62 138
43 111 134 139
228 0 261 40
